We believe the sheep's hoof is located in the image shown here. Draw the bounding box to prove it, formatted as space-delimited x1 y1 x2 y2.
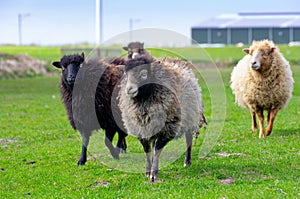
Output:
120 149 126 154
77 159 86 166
111 153 120 160
145 171 151 178
259 133 266 138
266 131 272 136
150 178 162 183
184 159 192 167
252 127 258 131
109 148 120 160
116 147 126 154
150 171 159 183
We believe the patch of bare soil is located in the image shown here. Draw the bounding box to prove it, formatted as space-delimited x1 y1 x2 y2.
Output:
0 53 47 78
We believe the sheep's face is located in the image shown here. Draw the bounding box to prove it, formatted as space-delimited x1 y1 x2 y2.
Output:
124 64 152 98
123 42 145 59
243 46 276 71
129 48 145 59
63 63 81 86
52 52 84 89
123 57 154 98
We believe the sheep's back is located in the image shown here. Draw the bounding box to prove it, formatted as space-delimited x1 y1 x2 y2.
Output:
174 65 203 134
159 58 204 130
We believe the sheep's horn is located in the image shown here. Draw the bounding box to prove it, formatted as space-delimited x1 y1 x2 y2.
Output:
116 64 125 71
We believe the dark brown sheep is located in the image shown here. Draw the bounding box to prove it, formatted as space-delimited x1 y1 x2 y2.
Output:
123 41 153 60
53 53 127 165
118 56 206 182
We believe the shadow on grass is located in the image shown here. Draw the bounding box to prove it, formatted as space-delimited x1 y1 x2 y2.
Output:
272 128 300 137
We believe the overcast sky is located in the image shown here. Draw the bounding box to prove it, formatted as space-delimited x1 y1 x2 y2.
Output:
0 0 299 45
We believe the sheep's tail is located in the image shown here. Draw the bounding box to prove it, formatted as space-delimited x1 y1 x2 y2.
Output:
194 113 208 144
199 113 208 128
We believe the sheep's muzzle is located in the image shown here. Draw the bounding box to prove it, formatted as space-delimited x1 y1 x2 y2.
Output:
125 84 138 98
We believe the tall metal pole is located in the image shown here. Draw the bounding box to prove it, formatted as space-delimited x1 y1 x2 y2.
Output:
18 13 30 46
129 18 140 42
95 0 103 45
129 18 133 42
95 0 100 45
18 14 22 46
100 0 103 44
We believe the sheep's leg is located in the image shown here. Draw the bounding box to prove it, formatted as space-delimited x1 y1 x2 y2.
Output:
151 136 171 182
139 138 151 177
256 109 265 138
121 134 127 153
251 111 258 131
151 148 162 182
105 130 119 159
145 152 152 178
267 110 271 126
184 132 193 167
78 132 90 166
266 108 279 136
116 131 127 154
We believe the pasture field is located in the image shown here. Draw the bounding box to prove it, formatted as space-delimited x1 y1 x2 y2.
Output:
1 44 300 64
0 46 299 198
0 46 61 62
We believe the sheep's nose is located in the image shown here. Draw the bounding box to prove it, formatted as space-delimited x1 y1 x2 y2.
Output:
251 61 260 70
67 76 75 83
126 85 138 98
132 52 140 59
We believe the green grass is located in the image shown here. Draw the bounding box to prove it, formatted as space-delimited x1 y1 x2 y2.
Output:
165 45 300 65
0 65 299 198
0 45 299 198
1 44 300 64
0 46 61 62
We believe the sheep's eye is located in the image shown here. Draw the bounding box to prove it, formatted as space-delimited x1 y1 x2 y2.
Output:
140 70 148 80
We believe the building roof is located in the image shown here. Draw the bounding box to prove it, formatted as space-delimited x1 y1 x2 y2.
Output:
192 12 300 28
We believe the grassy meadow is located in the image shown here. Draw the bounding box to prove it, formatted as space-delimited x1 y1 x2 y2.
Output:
0 45 299 198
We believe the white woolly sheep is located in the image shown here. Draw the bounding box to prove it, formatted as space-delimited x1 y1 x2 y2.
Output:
118 56 206 182
230 40 294 138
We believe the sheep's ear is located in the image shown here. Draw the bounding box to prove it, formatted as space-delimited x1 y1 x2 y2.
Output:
123 46 128 51
116 64 125 71
270 47 276 53
52 61 61 68
243 48 250 54
81 52 85 60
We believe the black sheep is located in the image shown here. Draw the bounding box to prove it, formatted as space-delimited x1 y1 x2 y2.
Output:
52 52 127 165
